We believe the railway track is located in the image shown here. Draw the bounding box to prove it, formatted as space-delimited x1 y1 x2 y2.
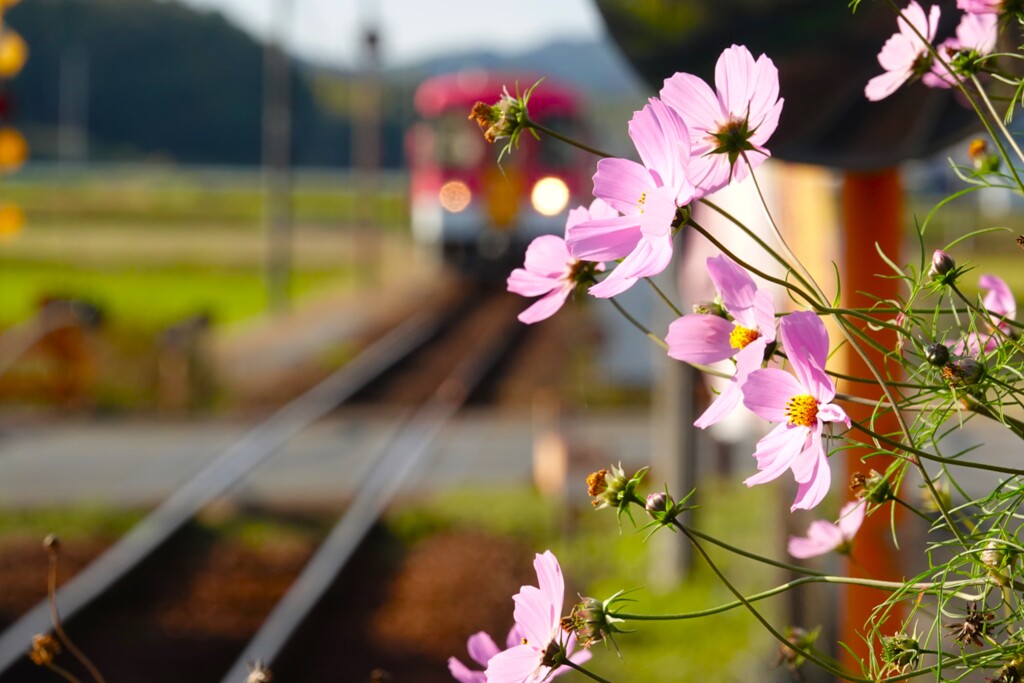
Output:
0 285 532 682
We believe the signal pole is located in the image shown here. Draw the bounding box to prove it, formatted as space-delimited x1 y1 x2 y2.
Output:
263 0 293 311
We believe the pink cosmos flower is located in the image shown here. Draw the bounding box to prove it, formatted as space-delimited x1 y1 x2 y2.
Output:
449 626 523 683
741 311 851 511
659 44 784 195
565 98 695 298
665 254 776 428
865 2 941 102
958 0 1002 14
788 499 866 559
923 12 998 88
954 274 1016 355
485 550 591 683
507 199 612 323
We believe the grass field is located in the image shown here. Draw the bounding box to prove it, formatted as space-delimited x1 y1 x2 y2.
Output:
0 165 409 330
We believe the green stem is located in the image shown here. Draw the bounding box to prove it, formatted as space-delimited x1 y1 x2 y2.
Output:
891 494 935 525
607 297 669 351
963 394 1024 441
848 418 1024 476
696 198 820 300
643 277 683 317
560 659 614 683
526 119 613 159
686 217 818 307
686 527 826 577
611 575 984 622
949 283 1024 355
672 519 869 682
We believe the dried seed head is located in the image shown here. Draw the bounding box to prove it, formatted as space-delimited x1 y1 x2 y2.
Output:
246 659 272 683
28 634 60 667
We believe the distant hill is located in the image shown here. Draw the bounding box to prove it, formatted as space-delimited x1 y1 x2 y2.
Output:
2 0 644 166
394 39 646 96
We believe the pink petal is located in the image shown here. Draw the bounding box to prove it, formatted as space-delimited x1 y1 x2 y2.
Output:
817 401 850 429
741 368 803 422
467 631 503 667
508 268 558 298
715 45 758 120
587 267 638 299
505 624 525 651
628 98 693 196
790 441 831 511
694 379 743 429
666 315 736 364
587 197 619 220
788 520 843 559
790 426 824 484
588 234 672 298
512 586 553 650
517 284 572 324
448 657 486 683
692 338 767 428
523 235 571 279
565 214 641 262
592 157 654 216
865 65 911 102
485 644 543 683
981 274 1016 320
779 312 834 402
533 551 564 627
707 254 757 315
744 422 808 486
659 72 722 151
751 290 777 340
748 54 783 143
957 12 997 53
837 499 867 540
639 185 680 240
565 205 592 232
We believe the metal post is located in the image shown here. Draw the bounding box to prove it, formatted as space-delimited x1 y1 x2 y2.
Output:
263 0 293 311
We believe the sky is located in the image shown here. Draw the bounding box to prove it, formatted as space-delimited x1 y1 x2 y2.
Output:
177 0 607 68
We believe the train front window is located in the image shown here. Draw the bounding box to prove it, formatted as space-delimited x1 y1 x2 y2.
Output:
433 113 486 169
536 116 577 168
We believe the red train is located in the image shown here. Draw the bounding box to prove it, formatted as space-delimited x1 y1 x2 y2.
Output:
409 70 589 267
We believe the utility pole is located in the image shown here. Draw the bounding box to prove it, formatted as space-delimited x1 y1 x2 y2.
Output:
263 0 293 312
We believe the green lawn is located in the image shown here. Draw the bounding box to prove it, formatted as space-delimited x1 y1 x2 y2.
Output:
0 260 348 328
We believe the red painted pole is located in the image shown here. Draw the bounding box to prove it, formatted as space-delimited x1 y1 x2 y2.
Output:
839 168 905 675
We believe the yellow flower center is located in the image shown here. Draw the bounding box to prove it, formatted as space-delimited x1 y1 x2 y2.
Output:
785 394 819 428
637 191 647 214
729 325 760 350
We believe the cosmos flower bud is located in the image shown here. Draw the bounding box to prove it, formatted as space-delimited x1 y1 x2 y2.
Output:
942 358 985 388
564 591 629 649
929 250 956 281
586 464 647 513
982 541 1004 568
775 626 820 674
691 300 727 317
921 479 951 514
925 342 950 366
849 470 892 504
968 138 1000 173
468 96 518 144
645 492 669 513
881 633 921 674
993 661 1024 683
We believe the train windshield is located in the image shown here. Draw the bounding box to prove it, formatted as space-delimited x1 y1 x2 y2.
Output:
536 116 577 168
433 113 487 169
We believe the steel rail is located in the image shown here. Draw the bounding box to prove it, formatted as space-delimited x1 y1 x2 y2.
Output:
218 298 521 682
0 308 448 674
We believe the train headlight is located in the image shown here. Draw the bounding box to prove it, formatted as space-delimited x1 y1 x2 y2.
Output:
439 180 472 213
530 177 569 216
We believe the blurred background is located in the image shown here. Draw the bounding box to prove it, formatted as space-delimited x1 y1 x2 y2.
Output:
0 0 1015 681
